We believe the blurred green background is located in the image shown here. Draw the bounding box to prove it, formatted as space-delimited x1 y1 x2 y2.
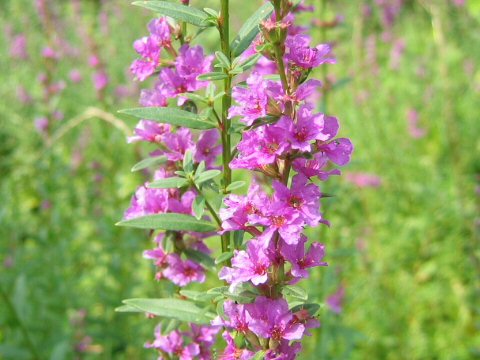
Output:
0 0 478 359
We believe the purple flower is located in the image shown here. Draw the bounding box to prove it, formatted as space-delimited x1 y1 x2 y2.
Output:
317 137 353 166
10 34 28 60
326 285 345 314
175 44 213 91
148 17 172 47
221 331 255 360
286 35 335 69
93 71 109 91
280 236 327 280
219 239 271 289
163 253 205 286
277 106 328 152
229 73 269 125
194 129 222 167
251 202 304 246
161 128 194 161
139 81 170 107
212 301 250 333
292 152 341 181
146 328 200 360
231 124 290 170
344 172 382 188
34 117 49 135
127 120 171 143
245 296 305 341
266 340 302 360
69 69 82 83
220 181 268 233
273 175 322 226
185 324 220 360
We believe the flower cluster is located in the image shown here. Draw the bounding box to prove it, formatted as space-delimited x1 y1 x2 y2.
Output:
215 2 353 358
124 1 352 358
125 16 221 357
146 324 219 360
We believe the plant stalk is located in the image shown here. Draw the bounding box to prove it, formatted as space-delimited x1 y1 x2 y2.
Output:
219 0 232 258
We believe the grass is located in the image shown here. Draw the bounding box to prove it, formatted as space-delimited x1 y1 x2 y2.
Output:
0 0 478 359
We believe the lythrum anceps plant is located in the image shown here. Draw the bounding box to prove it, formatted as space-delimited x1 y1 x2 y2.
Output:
116 0 353 358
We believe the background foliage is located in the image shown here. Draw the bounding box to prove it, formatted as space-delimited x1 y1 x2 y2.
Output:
0 0 478 359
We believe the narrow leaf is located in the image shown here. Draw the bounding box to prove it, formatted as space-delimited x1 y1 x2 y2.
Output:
115 304 143 312
226 181 245 192
131 156 167 172
215 251 234 264
282 285 308 301
233 230 245 248
215 51 231 68
231 2 274 57
116 213 217 232
148 177 188 189
290 303 322 316
196 169 221 184
119 107 215 130
197 72 228 81
123 298 214 324
184 249 215 269
132 1 210 27
252 351 267 360
193 195 205 220
179 290 217 302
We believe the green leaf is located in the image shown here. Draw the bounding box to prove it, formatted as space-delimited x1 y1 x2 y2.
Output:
282 285 308 301
233 230 245 248
116 213 217 232
215 51 231 68
115 304 143 312
122 298 214 324
193 195 205 220
131 156 167 172
238 53 262 71
206 286 255 303
197 72 229 81
290 302 322 316
252 351 267 360
179 290 217 302
119 107 215 130
148 177 188 189
183 150 194 173
196 169 221 184
132 1 210 27
226 181 245 192
184 249 215 269
231 2 274 57
215 251 234 264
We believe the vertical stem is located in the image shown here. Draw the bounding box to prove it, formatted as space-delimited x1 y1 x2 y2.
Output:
219 0 232 257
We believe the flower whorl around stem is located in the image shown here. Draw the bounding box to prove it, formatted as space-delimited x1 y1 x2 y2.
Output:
217 1 353 358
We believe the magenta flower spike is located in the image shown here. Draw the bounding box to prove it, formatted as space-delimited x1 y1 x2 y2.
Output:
120 0 352 357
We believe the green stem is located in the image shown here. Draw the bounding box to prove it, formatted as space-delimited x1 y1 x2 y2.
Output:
0 284 41 360
219 0 232 257
191 182 222 228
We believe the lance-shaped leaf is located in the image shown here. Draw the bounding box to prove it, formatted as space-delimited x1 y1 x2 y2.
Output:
132 1 211 27
148 177 188 189
290 302 322 316
179 290 217 302
197 72 229 81
119 107 216 130
215 251 234 265
131 156 167 172
231 2 274 57
121 298 214 324
195 169 221 184
116 213 217 232
282 285 308 301
184 249 215 269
